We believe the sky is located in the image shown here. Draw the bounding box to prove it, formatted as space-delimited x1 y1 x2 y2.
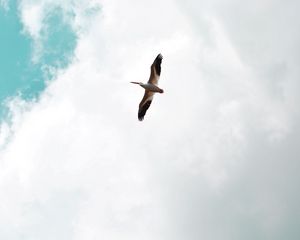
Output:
0 0 300 239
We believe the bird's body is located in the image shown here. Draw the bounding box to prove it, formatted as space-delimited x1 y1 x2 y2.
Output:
138 83 163 93
131 53 164 121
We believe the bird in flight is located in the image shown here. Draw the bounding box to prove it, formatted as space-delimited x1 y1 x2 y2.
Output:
130 53 164 121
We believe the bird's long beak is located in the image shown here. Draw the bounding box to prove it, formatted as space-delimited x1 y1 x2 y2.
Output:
130 82 140 84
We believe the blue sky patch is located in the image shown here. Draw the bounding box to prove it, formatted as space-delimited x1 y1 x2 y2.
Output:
0 1 77 120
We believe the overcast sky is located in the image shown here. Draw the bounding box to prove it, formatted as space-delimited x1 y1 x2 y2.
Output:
1 0 300 239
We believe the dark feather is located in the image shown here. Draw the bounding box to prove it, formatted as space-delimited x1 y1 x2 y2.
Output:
138 100 152 121
154 54 163 76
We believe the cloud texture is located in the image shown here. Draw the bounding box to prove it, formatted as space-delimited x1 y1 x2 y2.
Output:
1 0 300 239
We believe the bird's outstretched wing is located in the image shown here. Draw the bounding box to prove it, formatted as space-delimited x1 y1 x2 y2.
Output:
138 91 154 121
148 53 163 85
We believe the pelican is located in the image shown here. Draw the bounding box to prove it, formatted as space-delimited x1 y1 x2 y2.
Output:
131 53 164 121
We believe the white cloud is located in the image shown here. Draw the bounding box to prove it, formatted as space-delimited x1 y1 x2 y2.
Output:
1 0 300 239
20 3 43 38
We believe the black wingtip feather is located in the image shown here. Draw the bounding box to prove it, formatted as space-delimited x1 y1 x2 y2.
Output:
138 100 152 121
154 54 163 76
